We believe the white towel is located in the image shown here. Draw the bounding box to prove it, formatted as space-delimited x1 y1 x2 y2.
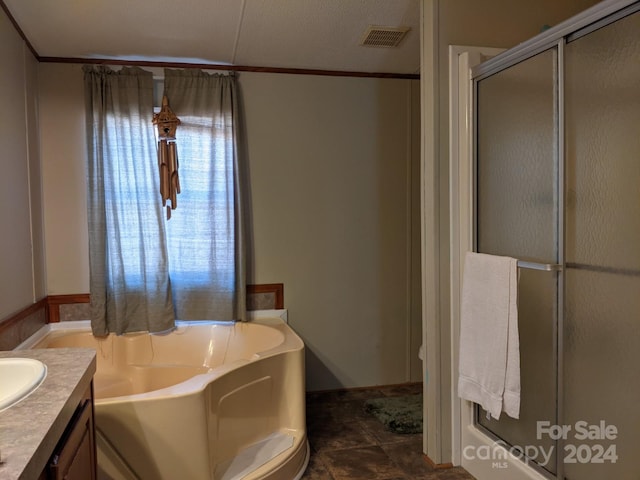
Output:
458 252 520 420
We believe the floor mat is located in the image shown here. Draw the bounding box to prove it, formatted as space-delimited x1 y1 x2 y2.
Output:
364 394 423 434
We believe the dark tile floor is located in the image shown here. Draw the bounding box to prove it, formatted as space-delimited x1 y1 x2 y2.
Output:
301 383 476 480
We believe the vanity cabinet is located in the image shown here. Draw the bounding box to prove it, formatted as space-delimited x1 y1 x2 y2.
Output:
43 384 96 480
0 349 96 480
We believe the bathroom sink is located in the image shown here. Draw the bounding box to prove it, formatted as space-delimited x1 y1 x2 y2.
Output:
0 358 47 411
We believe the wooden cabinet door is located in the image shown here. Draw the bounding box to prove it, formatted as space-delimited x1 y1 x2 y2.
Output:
49 386 96 480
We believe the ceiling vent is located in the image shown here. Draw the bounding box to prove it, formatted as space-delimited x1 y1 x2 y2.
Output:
360 26 410 48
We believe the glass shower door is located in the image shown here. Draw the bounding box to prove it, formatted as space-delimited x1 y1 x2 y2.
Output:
470 4 640 479
563 10 640 479
475 48 559 475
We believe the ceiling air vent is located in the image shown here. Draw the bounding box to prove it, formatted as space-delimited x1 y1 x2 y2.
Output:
360 26 410 48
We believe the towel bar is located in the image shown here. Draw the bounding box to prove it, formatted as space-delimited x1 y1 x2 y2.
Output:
514 261 638 276
516 261 562 271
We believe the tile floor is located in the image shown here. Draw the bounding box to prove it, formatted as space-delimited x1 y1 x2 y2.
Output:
301 383 476 480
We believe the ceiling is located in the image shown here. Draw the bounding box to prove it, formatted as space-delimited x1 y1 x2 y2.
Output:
3 0 420 76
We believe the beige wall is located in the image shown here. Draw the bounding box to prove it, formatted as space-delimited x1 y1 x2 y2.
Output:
38 64 89 294
0 8 44 319
422 0 601 463
37 64 422 391
242 73 422 389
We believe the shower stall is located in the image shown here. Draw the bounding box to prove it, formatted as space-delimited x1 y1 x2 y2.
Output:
458 1 640 478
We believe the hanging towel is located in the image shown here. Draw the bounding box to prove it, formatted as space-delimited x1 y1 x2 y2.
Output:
458 252 520 420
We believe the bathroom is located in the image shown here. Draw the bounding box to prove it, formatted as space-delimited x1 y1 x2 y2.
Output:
1 0 636 479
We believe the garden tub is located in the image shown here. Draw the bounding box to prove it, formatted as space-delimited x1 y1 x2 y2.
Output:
17 310 308 480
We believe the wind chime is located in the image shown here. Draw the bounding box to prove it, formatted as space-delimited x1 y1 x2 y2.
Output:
152 95 181 219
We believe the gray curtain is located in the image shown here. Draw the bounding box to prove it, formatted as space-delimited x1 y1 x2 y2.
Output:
84 66 247 334
163 69 246 321
84 66 175 335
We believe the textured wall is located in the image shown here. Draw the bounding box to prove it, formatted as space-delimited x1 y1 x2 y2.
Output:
0 8 44 320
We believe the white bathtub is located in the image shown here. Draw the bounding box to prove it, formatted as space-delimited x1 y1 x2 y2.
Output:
17 310 309 480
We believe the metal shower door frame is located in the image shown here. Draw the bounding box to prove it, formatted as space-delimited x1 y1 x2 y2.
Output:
462 1 640 479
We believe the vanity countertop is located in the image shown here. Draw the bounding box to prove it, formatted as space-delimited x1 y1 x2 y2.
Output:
0 348 96 480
